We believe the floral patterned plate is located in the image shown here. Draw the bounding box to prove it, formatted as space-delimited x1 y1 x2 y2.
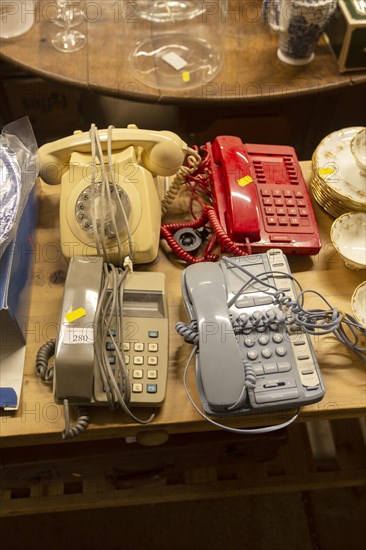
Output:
330 211 366 270
313 127 366 207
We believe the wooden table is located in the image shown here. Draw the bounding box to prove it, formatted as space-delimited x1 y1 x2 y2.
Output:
0 0 365 105
2 159 365 444
0 161 365 516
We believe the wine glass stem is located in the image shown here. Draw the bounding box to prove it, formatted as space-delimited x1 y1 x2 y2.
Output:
63 3 71 34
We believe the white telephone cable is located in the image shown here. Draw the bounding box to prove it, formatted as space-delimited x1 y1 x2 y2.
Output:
92 124 113 262
90 123 109 261
89 124 135 267
89 124 102 258
106 125 134 264
94 263 155 424
96 124 123 266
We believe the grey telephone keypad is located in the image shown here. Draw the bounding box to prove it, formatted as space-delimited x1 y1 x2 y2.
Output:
105 328 163 403
226 250 324 410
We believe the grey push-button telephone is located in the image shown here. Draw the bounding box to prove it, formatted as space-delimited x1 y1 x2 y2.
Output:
178 249 325 418
48 256 168 435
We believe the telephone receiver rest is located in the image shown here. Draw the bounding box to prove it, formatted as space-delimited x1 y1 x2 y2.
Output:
38 128 188 184
183 262 246 411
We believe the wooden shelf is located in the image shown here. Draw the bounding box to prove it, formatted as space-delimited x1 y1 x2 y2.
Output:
1 419 365 516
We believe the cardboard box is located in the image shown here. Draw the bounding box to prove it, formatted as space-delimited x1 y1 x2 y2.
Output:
0 187 37 410
325 0 366 72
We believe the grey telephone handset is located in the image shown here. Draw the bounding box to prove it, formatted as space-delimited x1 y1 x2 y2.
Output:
182 263 246 411
179 249 325 417
46 256 169 437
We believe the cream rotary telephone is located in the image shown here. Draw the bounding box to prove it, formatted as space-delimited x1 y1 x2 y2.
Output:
38 125 187 265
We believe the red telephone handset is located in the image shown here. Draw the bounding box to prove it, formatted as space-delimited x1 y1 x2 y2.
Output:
209 136 261 243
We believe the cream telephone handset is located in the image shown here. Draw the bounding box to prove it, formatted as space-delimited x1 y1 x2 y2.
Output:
38 125 187 265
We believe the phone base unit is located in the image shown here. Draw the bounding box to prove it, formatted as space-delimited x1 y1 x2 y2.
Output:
38 126 188 265
207 136 321 256
54 257 168 410
181 249 325 416
60 146 161 265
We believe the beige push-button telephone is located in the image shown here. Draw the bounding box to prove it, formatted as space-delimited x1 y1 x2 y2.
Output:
38 125 187 265
34 256 169 438
54 256 169 412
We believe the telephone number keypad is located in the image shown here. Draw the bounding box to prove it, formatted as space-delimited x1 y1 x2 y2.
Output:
259 188 311 234
106 331 161 398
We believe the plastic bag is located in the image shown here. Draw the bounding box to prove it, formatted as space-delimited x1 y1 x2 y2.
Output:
0 117 38 258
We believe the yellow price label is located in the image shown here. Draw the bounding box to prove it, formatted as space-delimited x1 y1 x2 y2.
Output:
66 307 86 323
182 71 190 82
238 176 253 187
319 167 334 176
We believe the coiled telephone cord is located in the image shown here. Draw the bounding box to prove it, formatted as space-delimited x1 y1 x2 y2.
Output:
161 146 202 216
36 338 56 382
161 206 251 264
161 207 219 264
62 400 90 440
175 321 199 345
35 339 91 439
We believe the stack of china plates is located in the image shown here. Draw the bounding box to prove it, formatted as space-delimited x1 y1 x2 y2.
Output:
311 127 366 218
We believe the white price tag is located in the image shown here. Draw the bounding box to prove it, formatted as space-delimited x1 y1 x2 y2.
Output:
162 52 187 71
63 327 94 345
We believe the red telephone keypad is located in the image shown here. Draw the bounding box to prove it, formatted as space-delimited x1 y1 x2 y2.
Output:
259 187 312 234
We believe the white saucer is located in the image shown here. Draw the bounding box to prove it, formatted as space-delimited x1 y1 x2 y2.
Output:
0 1 35 39
331 211 366 270
313 127 366 207
351 281 366 328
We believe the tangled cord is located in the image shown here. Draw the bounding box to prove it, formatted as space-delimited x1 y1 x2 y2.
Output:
178 256 365 362
35 339 90 439
222 256 366 362
160 142 253 264
94 262 155 425
89 124 134 267
161 206 251 264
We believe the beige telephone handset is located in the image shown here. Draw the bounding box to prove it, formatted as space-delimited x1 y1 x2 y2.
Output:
38 126 187 265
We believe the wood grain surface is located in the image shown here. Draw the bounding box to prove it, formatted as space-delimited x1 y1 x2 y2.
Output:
0 0 365 105
0 161 365 447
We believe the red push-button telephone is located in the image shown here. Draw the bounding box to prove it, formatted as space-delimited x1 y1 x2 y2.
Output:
161 135 321 263
208 136 321 255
